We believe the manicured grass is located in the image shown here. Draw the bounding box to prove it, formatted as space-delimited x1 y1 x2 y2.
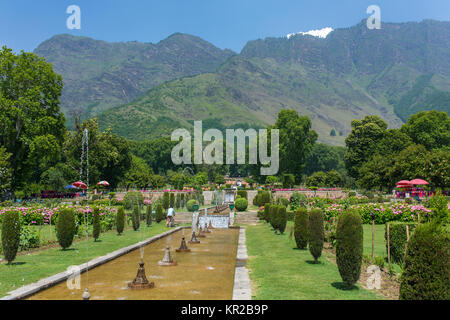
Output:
0 223 171 298
246 222 383 300
362 224 386 258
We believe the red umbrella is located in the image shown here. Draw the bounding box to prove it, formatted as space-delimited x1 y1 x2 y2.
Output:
97 181 110 187
396 180 412 186
410 179 429 185
72 181 88 189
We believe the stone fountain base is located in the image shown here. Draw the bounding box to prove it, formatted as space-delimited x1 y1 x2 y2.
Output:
128 260 155 289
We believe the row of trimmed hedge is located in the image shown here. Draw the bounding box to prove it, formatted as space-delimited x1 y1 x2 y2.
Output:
261 204 287 234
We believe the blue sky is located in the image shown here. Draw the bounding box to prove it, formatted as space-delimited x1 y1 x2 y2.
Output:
1 0 450 53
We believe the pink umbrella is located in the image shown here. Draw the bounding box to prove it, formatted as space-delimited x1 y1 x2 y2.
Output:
410 179 429 185
72 181 88 189
97 181 110 187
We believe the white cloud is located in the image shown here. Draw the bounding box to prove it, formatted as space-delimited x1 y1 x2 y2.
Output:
287 27 334 39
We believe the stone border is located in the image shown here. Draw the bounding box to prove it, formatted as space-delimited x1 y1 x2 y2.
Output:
232 227 252 300
1 227 186 300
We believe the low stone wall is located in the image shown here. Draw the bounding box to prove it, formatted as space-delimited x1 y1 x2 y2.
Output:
272 190 345 199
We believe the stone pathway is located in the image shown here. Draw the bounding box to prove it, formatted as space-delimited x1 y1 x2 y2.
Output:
235 211 260 225
232 227 252 300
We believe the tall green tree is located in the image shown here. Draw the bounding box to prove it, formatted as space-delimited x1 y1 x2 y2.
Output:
345 115 387 179
122 155 153 189
271 110 317 182
0 47 65 189
401 110 450 150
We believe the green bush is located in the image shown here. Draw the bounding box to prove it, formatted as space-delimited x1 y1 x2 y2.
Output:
92 207 101 241
336 210 363 288
19 226 40 251
263 204 271 222
1 210 21 263
237 190 248 200
294 208 309 249
235 198 248 212
132 204 140 231
123 191 144 210
279 197 289 207
290 192 307 211
385 222 417 265
116 206 125 235
400 222 450 300
308 209 324 263
162 192 170 210
277 206 287 234
56 208 76 250
146 204 152 227
155 203 164 223
269 205 278 230
186 199 199 212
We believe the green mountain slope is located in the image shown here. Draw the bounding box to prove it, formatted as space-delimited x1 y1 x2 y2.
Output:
34 33 235 123
98 20 450 145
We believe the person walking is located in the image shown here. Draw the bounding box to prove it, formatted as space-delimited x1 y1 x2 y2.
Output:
166 206 175 227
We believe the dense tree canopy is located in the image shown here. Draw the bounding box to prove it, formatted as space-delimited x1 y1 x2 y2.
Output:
271 110 317 183
344 115 388 179
401 110 450 150
0 47 65 189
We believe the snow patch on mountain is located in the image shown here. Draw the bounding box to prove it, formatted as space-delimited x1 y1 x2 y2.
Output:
287 27 334 39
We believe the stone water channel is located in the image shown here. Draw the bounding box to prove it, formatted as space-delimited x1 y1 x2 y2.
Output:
27 228 239 300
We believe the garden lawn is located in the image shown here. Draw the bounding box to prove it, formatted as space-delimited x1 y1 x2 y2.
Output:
246 222 384 300
0 223 171 298
362 224 402 274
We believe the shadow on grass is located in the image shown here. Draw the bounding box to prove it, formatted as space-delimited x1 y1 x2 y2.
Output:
7 261 26 266
292 247 307 251
61 248 77 252
305 260 321 265
331 282 358 291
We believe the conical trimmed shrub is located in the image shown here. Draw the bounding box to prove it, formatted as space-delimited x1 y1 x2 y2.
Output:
278 206 287 234
146 204 152 227
308 209 324 263
264 203 271 222
56 208 76 250
92 207 101 241
162 192 170 210
269 205 278 230
169 193 175 208
400 222 450 300
132 204 140 231
155 203 164 223
1 209 21 263
116 206 125 235
336 210 363 288
294 208 309 249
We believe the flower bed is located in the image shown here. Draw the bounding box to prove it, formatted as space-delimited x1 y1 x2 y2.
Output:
323 202 432 224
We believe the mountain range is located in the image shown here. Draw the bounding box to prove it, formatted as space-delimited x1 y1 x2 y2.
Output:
34 20 450 145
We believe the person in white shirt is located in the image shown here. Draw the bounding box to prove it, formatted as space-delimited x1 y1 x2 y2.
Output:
166 206 175 227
